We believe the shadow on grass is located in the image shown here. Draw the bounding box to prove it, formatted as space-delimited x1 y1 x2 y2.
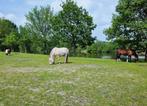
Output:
51 62 73 65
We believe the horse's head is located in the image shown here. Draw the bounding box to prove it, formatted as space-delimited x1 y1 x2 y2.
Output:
49 57 54 64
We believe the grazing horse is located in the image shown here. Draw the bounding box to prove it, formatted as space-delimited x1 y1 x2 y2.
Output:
49 47 69 64
5 49 11 55
116 49 138 62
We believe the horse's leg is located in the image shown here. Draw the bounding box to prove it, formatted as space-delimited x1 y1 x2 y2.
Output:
66 54 68 63
116 53 118 61
127 55 131 62
116 54 120 62
116 56 118 61
126 55 129 62
52 56 55 64
64 54 68 63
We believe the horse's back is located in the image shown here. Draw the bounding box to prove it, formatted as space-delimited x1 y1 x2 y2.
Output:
117 49 128 55
60 47 69 53
58 47 69 55
52 47 69 56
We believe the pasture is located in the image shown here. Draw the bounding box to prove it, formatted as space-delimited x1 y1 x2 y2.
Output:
0 52 147 106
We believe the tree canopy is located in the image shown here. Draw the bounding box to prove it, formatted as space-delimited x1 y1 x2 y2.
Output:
24 5 54 53
19 0 96 55
52 0 96 54
0 18 18 51
104 0 147 48
104 0 147 60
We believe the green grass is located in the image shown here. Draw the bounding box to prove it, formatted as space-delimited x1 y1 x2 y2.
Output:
0 52 147 106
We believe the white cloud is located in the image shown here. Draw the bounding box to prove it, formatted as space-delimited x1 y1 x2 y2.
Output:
0 12 4 17
25 0 47 6
76 0 93 9
0 12 16 22
0 12 26 26
51 0 63 13
73 0 118 40
6 14 16 20
16 17 26 26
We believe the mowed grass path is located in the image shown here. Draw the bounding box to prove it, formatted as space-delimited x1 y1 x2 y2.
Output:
0 52 147 106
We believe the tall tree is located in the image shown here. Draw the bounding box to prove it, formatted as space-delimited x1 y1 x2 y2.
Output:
104 0 147 60
0 18 18 51
52 0 96 54
25 5 54 54
18 26 32 53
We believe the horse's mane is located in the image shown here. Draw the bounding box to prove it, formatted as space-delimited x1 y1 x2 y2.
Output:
50 47 57 56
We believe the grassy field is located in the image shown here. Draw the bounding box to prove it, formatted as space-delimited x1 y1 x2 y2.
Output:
0 52 147 106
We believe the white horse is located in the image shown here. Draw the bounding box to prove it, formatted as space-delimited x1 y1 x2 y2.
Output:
49 47 69 64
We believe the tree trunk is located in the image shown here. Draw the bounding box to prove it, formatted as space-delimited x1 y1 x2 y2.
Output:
71 39 76 56
24 45 27 53
72 45 76 56
43 40 47 54
145 48 147 61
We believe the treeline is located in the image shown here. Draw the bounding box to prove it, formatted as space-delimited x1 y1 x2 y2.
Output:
76 41 117 58
0 14 117 57
0 0 118 57
0 0 146 59
0 0 98 56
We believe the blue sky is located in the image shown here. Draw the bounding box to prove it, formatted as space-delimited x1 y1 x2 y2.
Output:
0 0 118 41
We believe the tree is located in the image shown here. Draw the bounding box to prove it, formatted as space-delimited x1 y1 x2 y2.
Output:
3 32 19 51
0 18 18 51
52 0 96 55
25 5 54 54
104 0 147 61
86 40 118 58
18 26 32 53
